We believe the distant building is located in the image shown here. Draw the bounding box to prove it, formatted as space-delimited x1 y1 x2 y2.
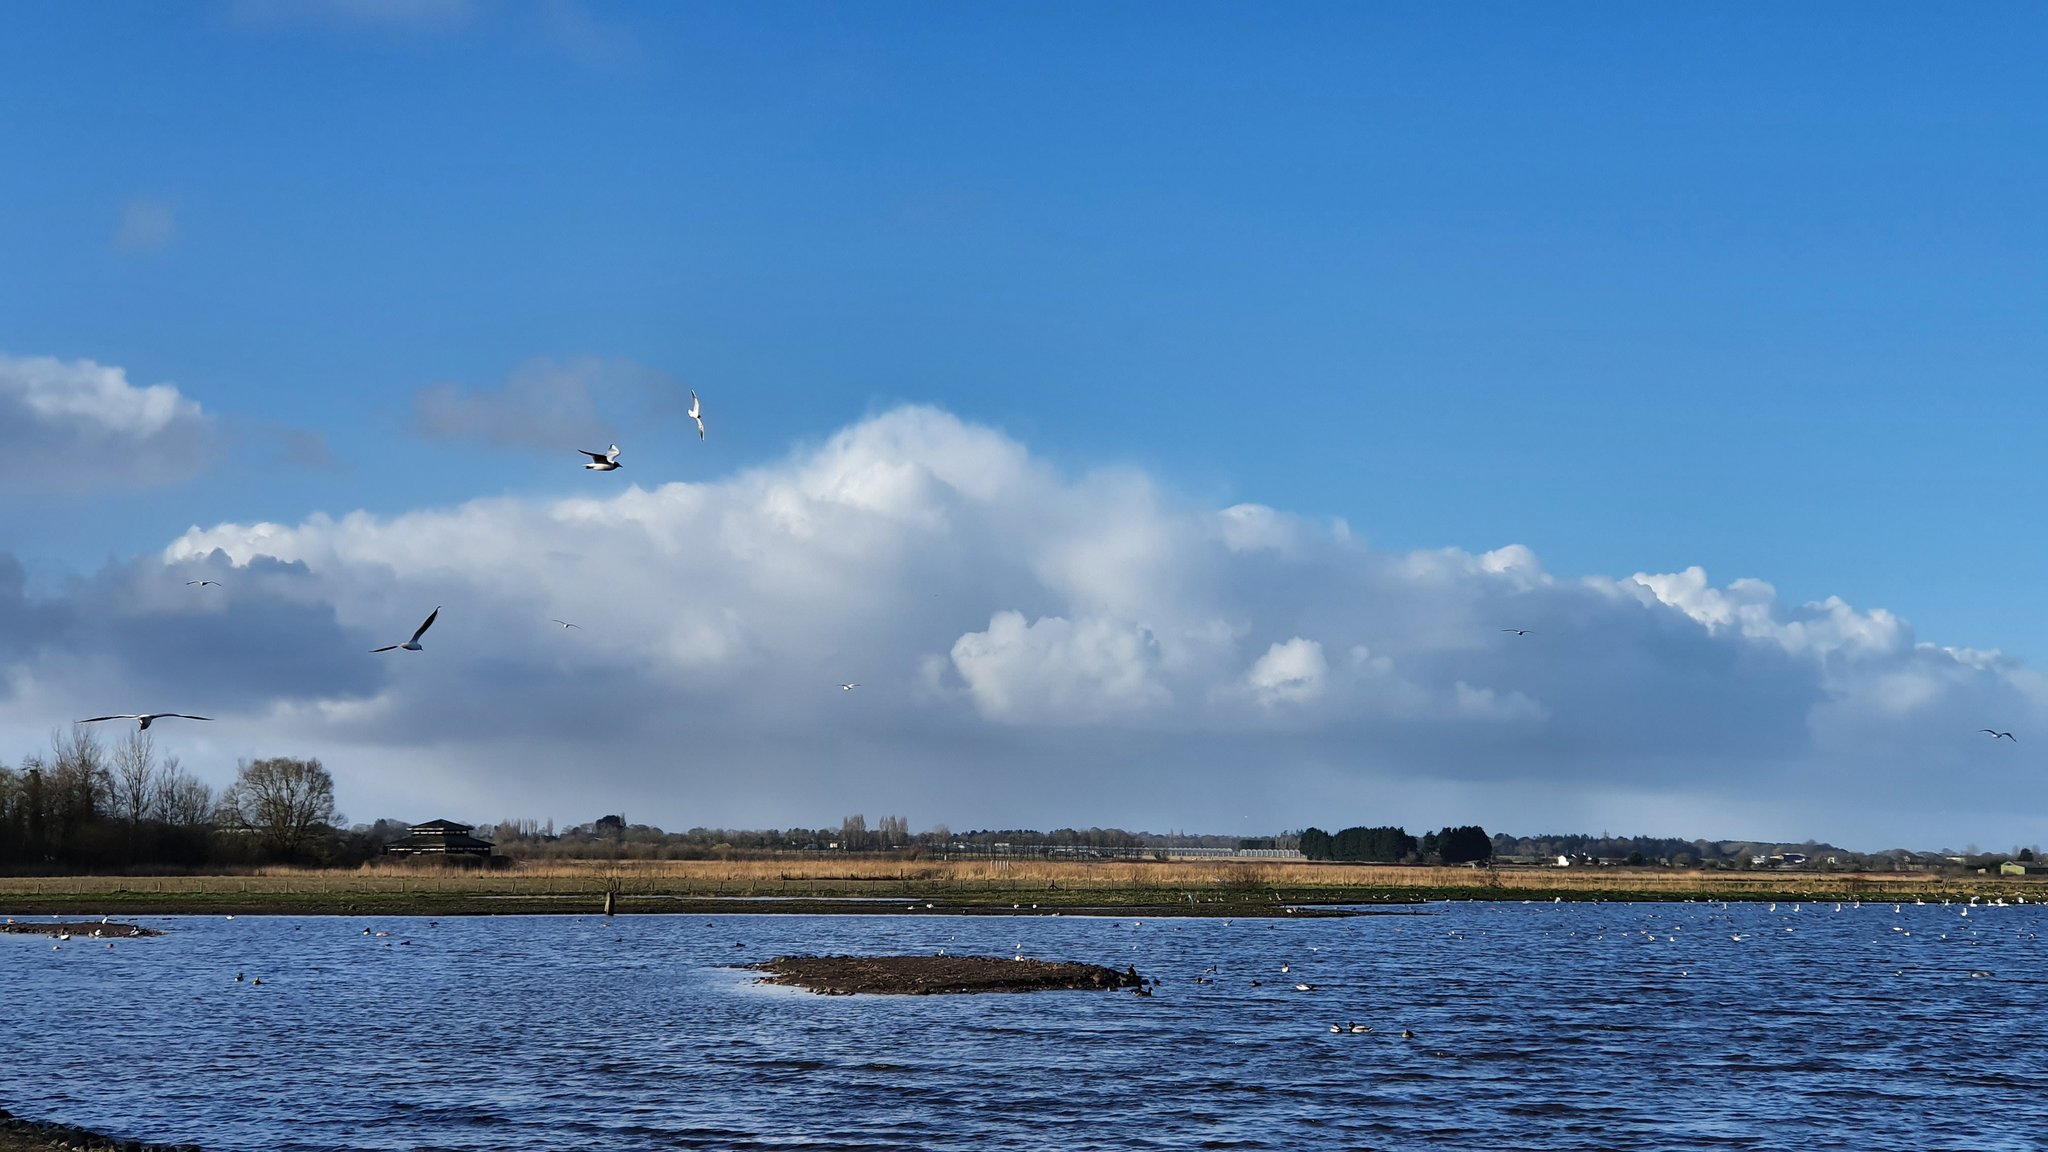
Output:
385 819 496 859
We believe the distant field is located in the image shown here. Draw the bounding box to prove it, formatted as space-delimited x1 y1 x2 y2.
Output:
0 858 2034 917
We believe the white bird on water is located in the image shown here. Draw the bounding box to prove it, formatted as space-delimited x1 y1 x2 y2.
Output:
579 444 623 471
689 391 705 440
78 713 211 731
372 607 440 653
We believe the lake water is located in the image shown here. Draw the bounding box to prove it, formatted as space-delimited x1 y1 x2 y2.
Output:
3 901 2044 1151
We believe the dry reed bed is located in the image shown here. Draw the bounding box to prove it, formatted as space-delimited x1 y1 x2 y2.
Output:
0 858 2031 901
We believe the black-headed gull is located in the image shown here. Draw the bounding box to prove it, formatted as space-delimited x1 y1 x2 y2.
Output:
688 391 705 440
579 445 622 471
372 608 440 653
78 713 212 731
1981 729 2017 741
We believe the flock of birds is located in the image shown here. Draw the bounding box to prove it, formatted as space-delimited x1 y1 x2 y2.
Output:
73 388 760 733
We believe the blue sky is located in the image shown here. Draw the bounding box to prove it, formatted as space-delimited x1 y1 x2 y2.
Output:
2 3 2044 847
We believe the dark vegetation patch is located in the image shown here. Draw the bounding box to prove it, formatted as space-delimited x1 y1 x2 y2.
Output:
1 921 159 938
751 953 1144 995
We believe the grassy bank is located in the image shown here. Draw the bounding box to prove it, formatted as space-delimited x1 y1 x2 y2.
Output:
0 858 2035 917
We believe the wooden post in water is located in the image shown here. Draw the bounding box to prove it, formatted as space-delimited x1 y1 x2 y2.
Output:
603 887 615 917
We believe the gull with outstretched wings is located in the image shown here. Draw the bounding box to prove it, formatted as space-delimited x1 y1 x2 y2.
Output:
1981 729 2017 741
579 444 622 471
689 391 705 440
78 713 211 731
372 608 440 653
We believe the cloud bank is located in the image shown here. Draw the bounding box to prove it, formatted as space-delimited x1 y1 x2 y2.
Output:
2 405 2040 848
0 354 213 491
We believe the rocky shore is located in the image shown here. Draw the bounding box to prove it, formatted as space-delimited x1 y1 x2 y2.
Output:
751 953 1145 995
0 1108 195 1152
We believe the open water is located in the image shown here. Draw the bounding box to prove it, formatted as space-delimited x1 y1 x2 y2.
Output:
3 901 2045 1151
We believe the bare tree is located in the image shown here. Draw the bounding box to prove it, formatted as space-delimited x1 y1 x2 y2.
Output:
220 757 340 859
876 814 909 849
48 724 112 830
840 813 867 850
111 729 163 828
154 762 214 828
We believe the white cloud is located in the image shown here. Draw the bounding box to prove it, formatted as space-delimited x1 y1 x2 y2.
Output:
1246 637 1326 708
1 403 2041 847
951 612 1171 723
0 353 212 491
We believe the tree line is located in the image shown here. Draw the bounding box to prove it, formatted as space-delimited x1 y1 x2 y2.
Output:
1298 824 1493 865
0 725 367 869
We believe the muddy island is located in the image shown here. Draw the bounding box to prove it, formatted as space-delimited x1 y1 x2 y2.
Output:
751 954 1145 995
1 921 160 939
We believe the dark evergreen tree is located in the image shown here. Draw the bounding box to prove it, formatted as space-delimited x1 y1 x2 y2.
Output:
1299 827 1333 860
1436 825 1492 864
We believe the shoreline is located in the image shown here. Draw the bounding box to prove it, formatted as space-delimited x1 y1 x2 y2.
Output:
0 1107 197 1152
0 862 2031 918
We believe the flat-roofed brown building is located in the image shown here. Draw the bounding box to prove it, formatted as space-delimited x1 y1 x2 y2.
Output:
385 819 496 859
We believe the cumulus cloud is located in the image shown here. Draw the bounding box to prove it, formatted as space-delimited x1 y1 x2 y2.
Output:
1246 638 1326 709
952 612 1172 723
0 353 213 491
2 404 2042 847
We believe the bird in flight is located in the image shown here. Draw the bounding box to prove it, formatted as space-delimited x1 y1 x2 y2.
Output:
186 580 222 588
1501 629 1531 637
78 713 211 731
1981 729 2017 741
689 391 705 440
552 619 580 629
579 445 623 471
840 682 860 691
372 607 440 653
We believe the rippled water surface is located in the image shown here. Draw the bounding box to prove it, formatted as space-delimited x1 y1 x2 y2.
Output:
4 901 2046 1150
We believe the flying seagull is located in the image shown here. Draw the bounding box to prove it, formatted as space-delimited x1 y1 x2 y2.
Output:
840 682 860 691
186 580 222 588
78 714 212 731
1501 629 1531 636
372 607 440 653
579 445 622 471
688 391 705 440
552 619 580 630
1981 729 2017 741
